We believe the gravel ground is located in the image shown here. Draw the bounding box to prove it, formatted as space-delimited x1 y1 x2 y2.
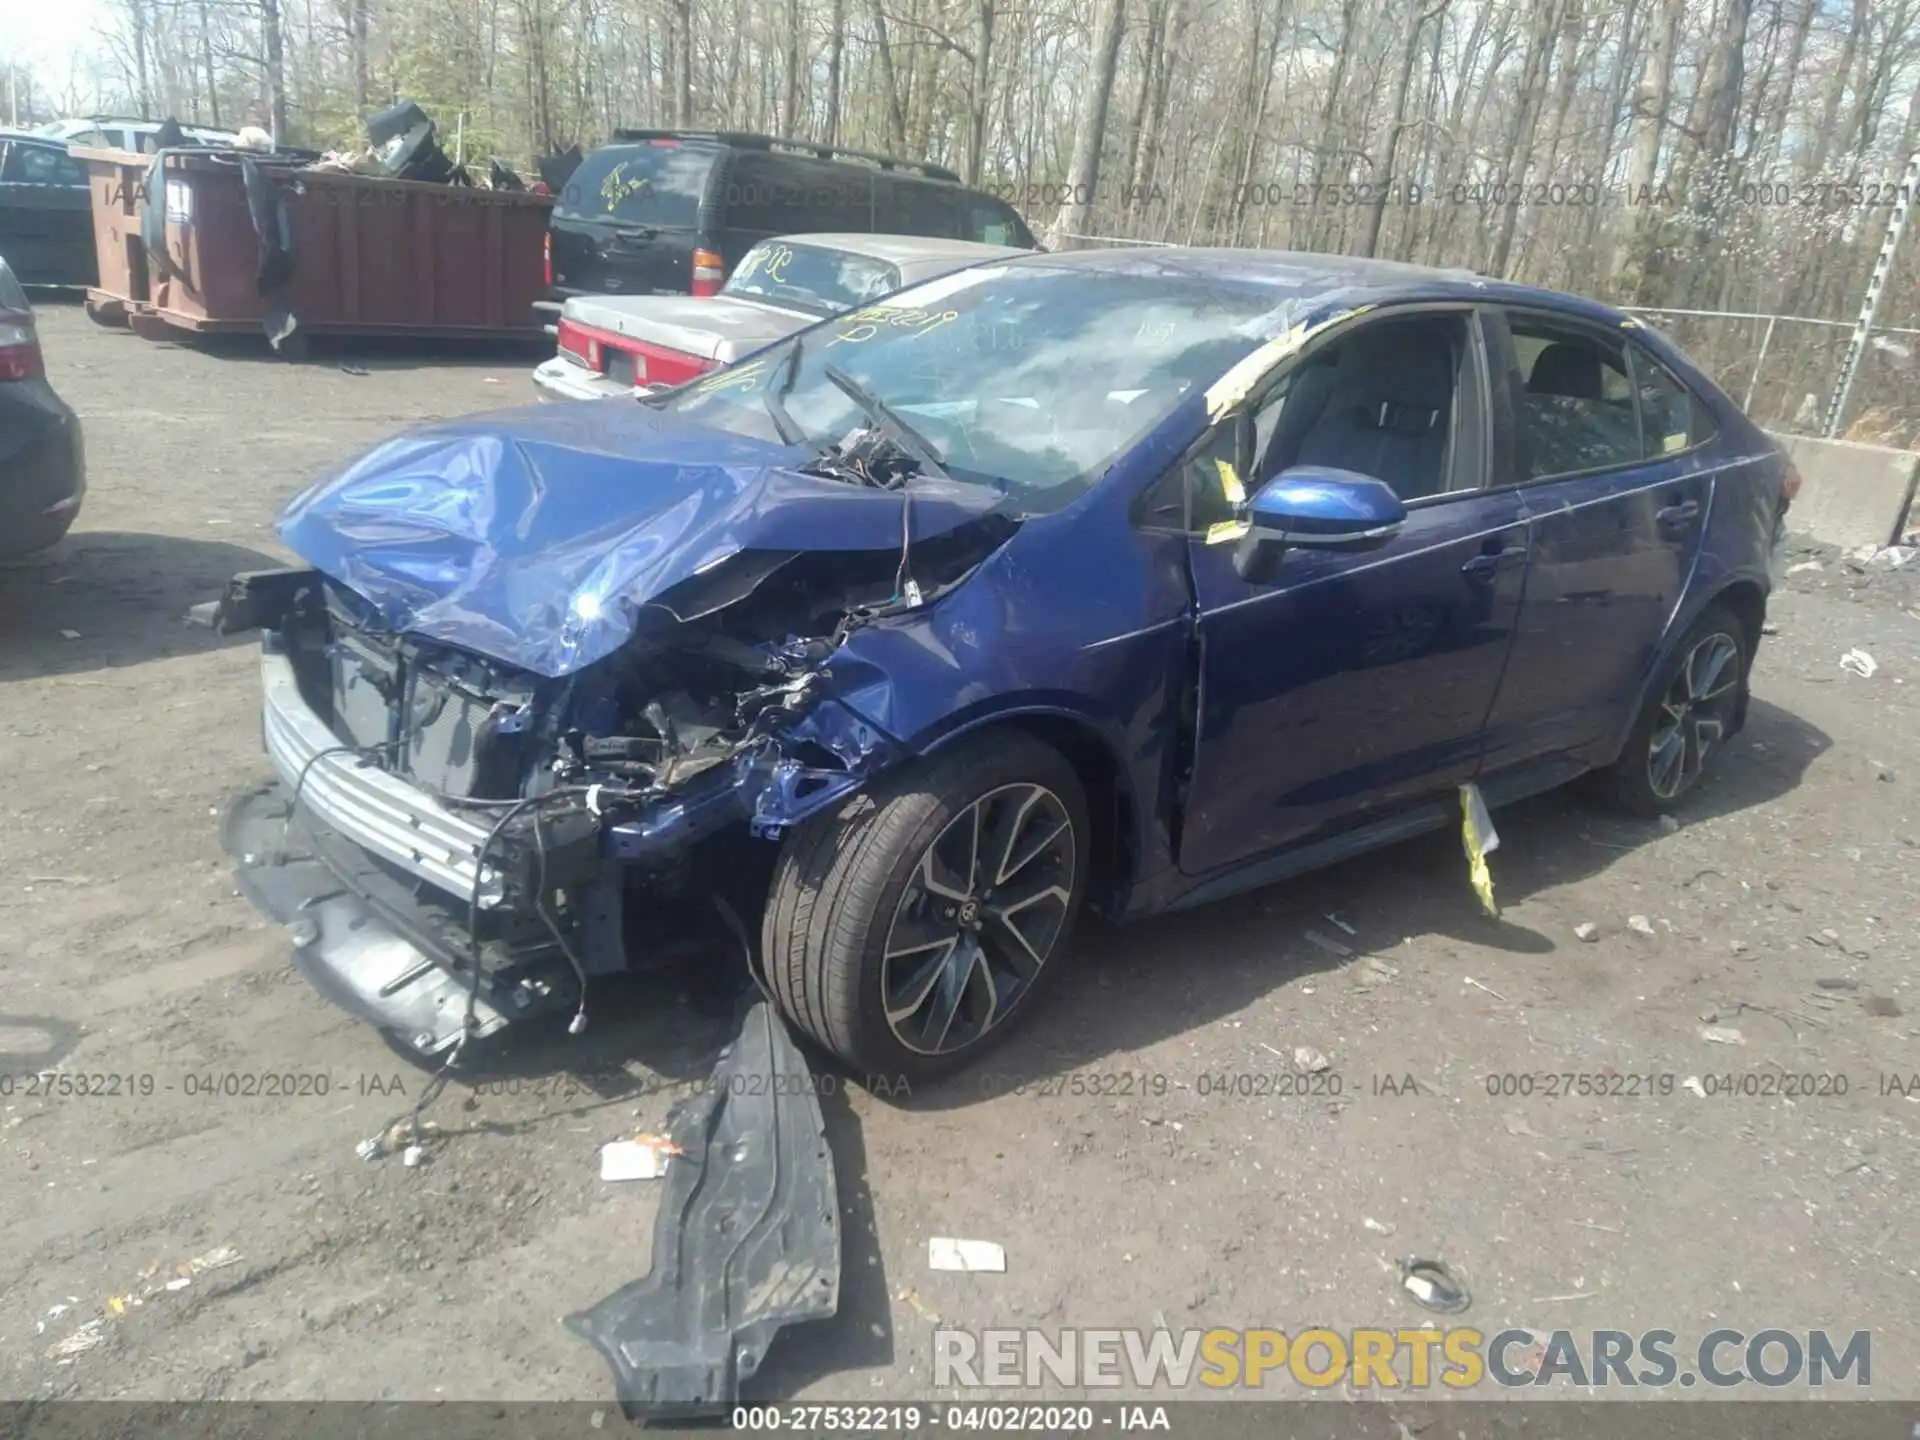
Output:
1 303 1915 1406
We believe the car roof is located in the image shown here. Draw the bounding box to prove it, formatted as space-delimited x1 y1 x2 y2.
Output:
0 128 62 146
766 233 1028 266
995 246 1631 326
38 117 236 140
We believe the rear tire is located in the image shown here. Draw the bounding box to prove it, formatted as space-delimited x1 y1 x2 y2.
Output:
1597 604 1749 817
762 732 1089 1083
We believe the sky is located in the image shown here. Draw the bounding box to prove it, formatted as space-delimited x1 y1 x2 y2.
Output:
7 0 111 108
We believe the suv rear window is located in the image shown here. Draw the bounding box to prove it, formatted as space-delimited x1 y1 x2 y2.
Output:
560 144 718 228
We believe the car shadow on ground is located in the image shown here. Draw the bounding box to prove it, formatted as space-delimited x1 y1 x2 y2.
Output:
894 696 1832 1112
0 531 284 680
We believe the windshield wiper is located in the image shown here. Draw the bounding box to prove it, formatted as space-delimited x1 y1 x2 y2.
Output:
822 363 953 486
762 338 808 447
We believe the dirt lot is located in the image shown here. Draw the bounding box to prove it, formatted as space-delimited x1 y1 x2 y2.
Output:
2 303 1916 1406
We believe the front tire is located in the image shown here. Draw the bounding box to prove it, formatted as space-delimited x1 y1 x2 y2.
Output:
1599 604 1750 817
762 732 1089 1082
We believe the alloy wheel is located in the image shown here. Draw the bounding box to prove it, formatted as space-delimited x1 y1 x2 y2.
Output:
881 783 1077 1056
1647 631 1741 802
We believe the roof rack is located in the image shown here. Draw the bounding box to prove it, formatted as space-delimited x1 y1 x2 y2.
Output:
607 129 962 183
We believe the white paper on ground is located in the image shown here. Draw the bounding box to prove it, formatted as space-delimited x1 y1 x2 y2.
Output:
928 1237 1006 1272
600 1140 668 1181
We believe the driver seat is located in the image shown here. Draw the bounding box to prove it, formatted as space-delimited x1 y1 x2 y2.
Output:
1269 322 1458 501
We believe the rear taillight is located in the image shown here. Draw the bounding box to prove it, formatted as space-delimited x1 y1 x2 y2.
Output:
1782 460 1803 505
543 231 553 288
692 247 724 297
0 311 42 381
556 317 602 370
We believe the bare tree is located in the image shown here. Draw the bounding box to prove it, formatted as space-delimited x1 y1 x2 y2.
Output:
1051 0 1127 243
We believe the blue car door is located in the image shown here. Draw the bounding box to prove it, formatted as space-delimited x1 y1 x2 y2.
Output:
1175 306 1531 878
1475 308 1718 772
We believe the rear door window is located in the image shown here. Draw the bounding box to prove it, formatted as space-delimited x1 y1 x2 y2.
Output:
881 178 964 239
560 144 718 228
722 152 874 235
1505 315 1643 479
1630 347 1717 456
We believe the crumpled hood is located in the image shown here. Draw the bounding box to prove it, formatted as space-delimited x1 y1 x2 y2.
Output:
278 400 1006 678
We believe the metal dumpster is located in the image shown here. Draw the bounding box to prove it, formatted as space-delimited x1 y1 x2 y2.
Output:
71 146 153 325
71 145 553 344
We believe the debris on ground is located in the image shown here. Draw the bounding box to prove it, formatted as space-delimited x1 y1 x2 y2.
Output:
1351 955 1399 990
1364 1217 1394 1235
184 1245 241 1274
1292 1045 1332 1074
339 363 371 376
1574 922 1599 942
895 1286 942 1323
1864 995 1903 1018
929 1237 1006 1273
566 1001 839 1419
401 1143 426 1169
1840 648 1879 678
1657 814 1679 834
47 1319 105 1360
1400 1258 1471 1313
1627 915 1657 937
1816 977 1861 991
59 629 81 640
1462 976 1508 1001
1786 560 1822 575
1303 928 1353 959
1458 783 1500 918
600 1133 684 1181
1698 1025 1746 1045
1323 911 1358 936
1681 1076 1707 1098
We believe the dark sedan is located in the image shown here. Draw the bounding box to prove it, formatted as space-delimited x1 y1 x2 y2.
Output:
0 131 95 289
0 258 86 555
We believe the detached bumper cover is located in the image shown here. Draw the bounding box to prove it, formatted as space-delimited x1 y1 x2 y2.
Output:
566 1000 841 1418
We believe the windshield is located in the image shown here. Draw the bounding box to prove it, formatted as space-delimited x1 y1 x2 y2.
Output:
660 264 1291 512
559 143 717 228
722 241 901 317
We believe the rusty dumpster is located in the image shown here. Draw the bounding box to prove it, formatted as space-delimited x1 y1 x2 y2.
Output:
71 145 553 346
71 146 154 326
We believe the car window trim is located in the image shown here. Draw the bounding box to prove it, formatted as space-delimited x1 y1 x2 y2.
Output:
1484 304 1665 488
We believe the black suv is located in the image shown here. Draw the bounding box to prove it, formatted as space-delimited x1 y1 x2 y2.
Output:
542 130 1039 310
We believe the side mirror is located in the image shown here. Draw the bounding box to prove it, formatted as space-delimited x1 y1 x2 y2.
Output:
1233 466 1406 583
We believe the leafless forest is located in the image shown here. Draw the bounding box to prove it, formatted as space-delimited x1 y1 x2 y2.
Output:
9 0 1920 431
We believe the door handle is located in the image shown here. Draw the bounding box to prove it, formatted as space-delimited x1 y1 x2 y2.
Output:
1657 499 1701 529
1461 547 1525 582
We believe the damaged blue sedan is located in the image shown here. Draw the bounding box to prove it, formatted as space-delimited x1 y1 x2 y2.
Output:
213 248 1795 1082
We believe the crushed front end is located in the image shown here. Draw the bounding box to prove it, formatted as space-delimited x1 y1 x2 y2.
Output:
209 530 986 1055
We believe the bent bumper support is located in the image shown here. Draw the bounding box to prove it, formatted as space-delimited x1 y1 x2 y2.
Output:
566 999 842 1420
222 781 577 1054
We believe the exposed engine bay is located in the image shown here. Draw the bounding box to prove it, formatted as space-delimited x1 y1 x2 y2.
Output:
208 494 1019 1039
